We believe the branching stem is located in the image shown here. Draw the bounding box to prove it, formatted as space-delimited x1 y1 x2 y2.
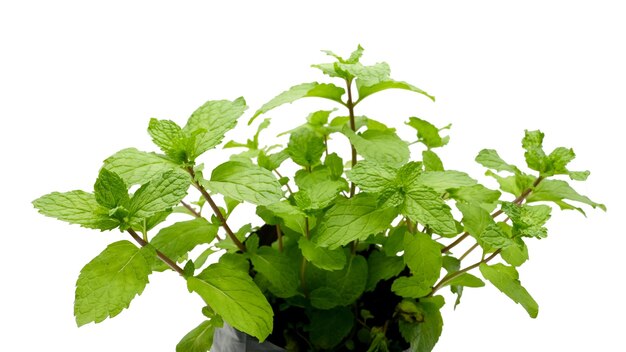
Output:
186 167 247 253
181 200 202 218
429 249 501 296
127 229 184 276
346 78 358 197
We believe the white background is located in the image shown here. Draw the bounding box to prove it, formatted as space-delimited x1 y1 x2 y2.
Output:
1 1 623 351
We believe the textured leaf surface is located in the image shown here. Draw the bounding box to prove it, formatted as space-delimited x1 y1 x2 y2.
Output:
313 194 397 249
103 148 180 185
94 168 129 209
183 97 247 155
476 149 520 174
307 255 368 308
527 179 606 210
75 241 155 326
129 170 190 218
187 263 273 341
346 160 396 193
287 127 325 167
479 263 539 318
402 186 457 235
416 171 477 193
206 161 283 206
343 127 409 167
33 190 118 230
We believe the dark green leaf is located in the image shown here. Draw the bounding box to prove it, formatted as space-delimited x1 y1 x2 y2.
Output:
366 250 405 291
307 255 368 308
398 296 444 352
187 263 274 341
308 307 354 350
75 241 155 326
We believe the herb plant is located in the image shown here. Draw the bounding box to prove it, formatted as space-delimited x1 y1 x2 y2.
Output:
33 46 604 352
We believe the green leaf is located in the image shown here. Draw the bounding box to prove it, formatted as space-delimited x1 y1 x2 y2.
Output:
250 83 345 123
475 149 520 174
403 232 442 289
308 307 354 350
341 61 391 86
526 179 606 211
94 168 129 209
313 194 397 249
307 255 368 308
294 169 346 210
479 263 539 318
250 247 300 298
522 130 549 173
366 250 405 291
148 118 188 161
445 273 485 288
406 117 448 149
422 150 444 172
287 127 326 167
486 170 535 196
415 171 477 193
501 239 529 267
183 97 247 156
392 276 431 298
150 218 218 270
325 153 344 180
343 127 410 167
299 237 346 271
187 263 274 341
176 320 216 352
479 223 513 250
457 202 495 240
75 241 155 326
502 203 552 239
129 170 190 219
346 160 396 193
258 149 289 171
256 201 307 234
205 161 283 206
398 297 444 352
103 148 181 185
358 79 435 102
33 190 119 230
448 184 501 208
402 186 457 235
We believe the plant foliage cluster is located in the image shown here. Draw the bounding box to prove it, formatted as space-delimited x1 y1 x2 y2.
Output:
33 46 604 352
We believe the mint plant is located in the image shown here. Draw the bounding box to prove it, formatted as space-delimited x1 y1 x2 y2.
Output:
33 46 604 352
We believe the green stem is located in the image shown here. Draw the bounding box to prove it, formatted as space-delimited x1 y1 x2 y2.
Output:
186 167 247 253
346 78 358 198
300 217 310 296
429 249 501 296
127 229 184 276
181 200 202 218
276 224 284 253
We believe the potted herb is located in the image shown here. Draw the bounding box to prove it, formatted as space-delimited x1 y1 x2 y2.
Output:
32 46 604 352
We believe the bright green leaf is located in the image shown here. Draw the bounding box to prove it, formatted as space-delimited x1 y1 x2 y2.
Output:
306 255 368 308
479 263 539 318
75 241 155 326
403 232 442 289
250 247 300 298
187 263 274 341
422 150 444 172
526 179 606 211
445 273 485 288
250 83 345 123
94 168 129 209
366 250 405 291
176 320 216 352
129 170 190 219
416 171 477 193
33 190 119 230
205 161 283 206
392 276 431 298
358 80 435 102
343 127 410 167
402 186 457 235
406 117 448 149
313 194 397 249
150 218 218 270
287 127 326 167
299 237 346 271
475 149 520 174
346 160 396 193
103 148 181 185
